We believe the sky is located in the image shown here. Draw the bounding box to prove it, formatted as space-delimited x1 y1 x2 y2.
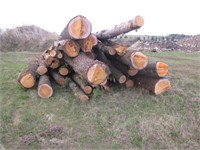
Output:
0 0 199 36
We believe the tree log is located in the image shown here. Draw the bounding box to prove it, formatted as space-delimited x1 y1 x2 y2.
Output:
61 39 80 57
133 76 171 95
96 15 144 39
77 34 97 53
37 57 48 75
50 70 66 86
59 15 92 40
17 60 39 88
125 79 134 88
58 65 69 76
49 58 61 69
69 81 89 102
95 41 116 55
71 73 93 94
63 52 108 86
37 75 53 98
43 53 54 66
138 61 169 77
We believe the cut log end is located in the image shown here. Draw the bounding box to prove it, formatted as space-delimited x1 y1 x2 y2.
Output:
38 84 53 98
83 86 92 94
87 64 107 86
134 15 144 27
119 75 127 84
37 66 48 75
68 16 91 39
114 45 127 56
19 73 35 88
131 52 148 70
125 79 134 88
157 62 169 77
155 79 171 95
59 67 69 76
128 68 138 76
62 40 80 57
81 34 97 52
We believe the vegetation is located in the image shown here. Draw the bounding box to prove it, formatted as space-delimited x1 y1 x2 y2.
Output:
0 51 199 149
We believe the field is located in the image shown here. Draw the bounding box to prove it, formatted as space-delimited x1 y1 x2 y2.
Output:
0 51 200 149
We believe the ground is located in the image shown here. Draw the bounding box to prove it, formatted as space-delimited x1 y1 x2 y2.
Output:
0 51 200 149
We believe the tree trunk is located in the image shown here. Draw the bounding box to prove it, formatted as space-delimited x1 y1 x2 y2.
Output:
133 76 171 95
59 15 92 40
63 52 108 86
49 58 61 69
58 65 69 76
69 81 89 102
50 70 66 86
138 61 169 77
43 53 54 66
56 50 63 59
95 41 116 55
17 60 39 88
96 15 144 39
125 79 134 88
37 75 53 98
94 49 126 84
37 57 48 75
77 34 97 53
71 73 93 94
61 39 80 57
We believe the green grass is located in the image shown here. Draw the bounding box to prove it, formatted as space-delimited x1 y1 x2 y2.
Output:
0 51 200 149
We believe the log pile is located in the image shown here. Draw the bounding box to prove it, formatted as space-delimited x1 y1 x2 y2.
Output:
17 15 171 101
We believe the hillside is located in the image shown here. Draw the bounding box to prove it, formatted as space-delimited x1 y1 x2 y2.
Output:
0 25 58 52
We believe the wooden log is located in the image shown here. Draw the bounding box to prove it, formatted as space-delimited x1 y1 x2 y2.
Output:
71 73 93 94
59 15 92 40
95 41 116 55
77 34 97 53
133 76 171 95
125 79 134 88
43 54 54 66
58 65 69 76
49 49 57 57
49 58 61 69
102 40 128 56
96 15 144 39
37 57 48 75
17 60 39 89
50 70 66 86
69 81 89 102
37 75 53 98
61 39 80 57
138 61 169 77
56 50 63 59
94 49 126 84
63 52 108 87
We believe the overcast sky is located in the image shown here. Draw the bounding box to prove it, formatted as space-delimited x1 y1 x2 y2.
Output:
0 0 199 35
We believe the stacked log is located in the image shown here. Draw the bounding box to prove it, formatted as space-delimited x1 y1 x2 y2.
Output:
17 15 171 101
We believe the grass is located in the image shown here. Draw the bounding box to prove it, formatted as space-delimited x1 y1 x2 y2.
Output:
0 51 200 149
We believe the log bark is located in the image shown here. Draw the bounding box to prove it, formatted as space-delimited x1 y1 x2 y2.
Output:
61 39 80 57
94 49 126 84
50 70 66 86
37 75 53 98
58 65 69 76
133 76 171 95
59 15 92 40
17 60 39 88
96 15 144 39
77 34 97 53
69 81 89 102
37 57 48 75
63 52 109 86
95 41 116 55
138 61 169 77
71 73 93 94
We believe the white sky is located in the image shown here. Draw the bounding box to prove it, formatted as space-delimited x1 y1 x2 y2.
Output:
0 0 199 35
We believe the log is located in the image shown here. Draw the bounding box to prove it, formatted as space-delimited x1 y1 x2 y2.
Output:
50 70 66 86
37 75 53 98
63 52 108 86
69 81 89 102
17 60 39 88
138 61 169 77
37 57 48 75
94 49 126 84
71 73 93 94
133 76 171 95
43 54 54 66
59 15 92 40
58 65 69 76
96 15 144 39
56 50 63 59
49 58 61 69
95 41 116 55
125 79 134 88
77 34 97 53
61 39 80 57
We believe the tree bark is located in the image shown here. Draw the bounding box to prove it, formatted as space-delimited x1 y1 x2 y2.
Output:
77 34 97 53
96 15 144 39
69 81 89 102
133 76 171 95
61 39 80 57
63 52 109 86
17 60 39 88
95 41 116 55
59 15 92 40
71 73 93 94
37 75 53 98
138 61 169 77
50 70 66 86
37 57 48 75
